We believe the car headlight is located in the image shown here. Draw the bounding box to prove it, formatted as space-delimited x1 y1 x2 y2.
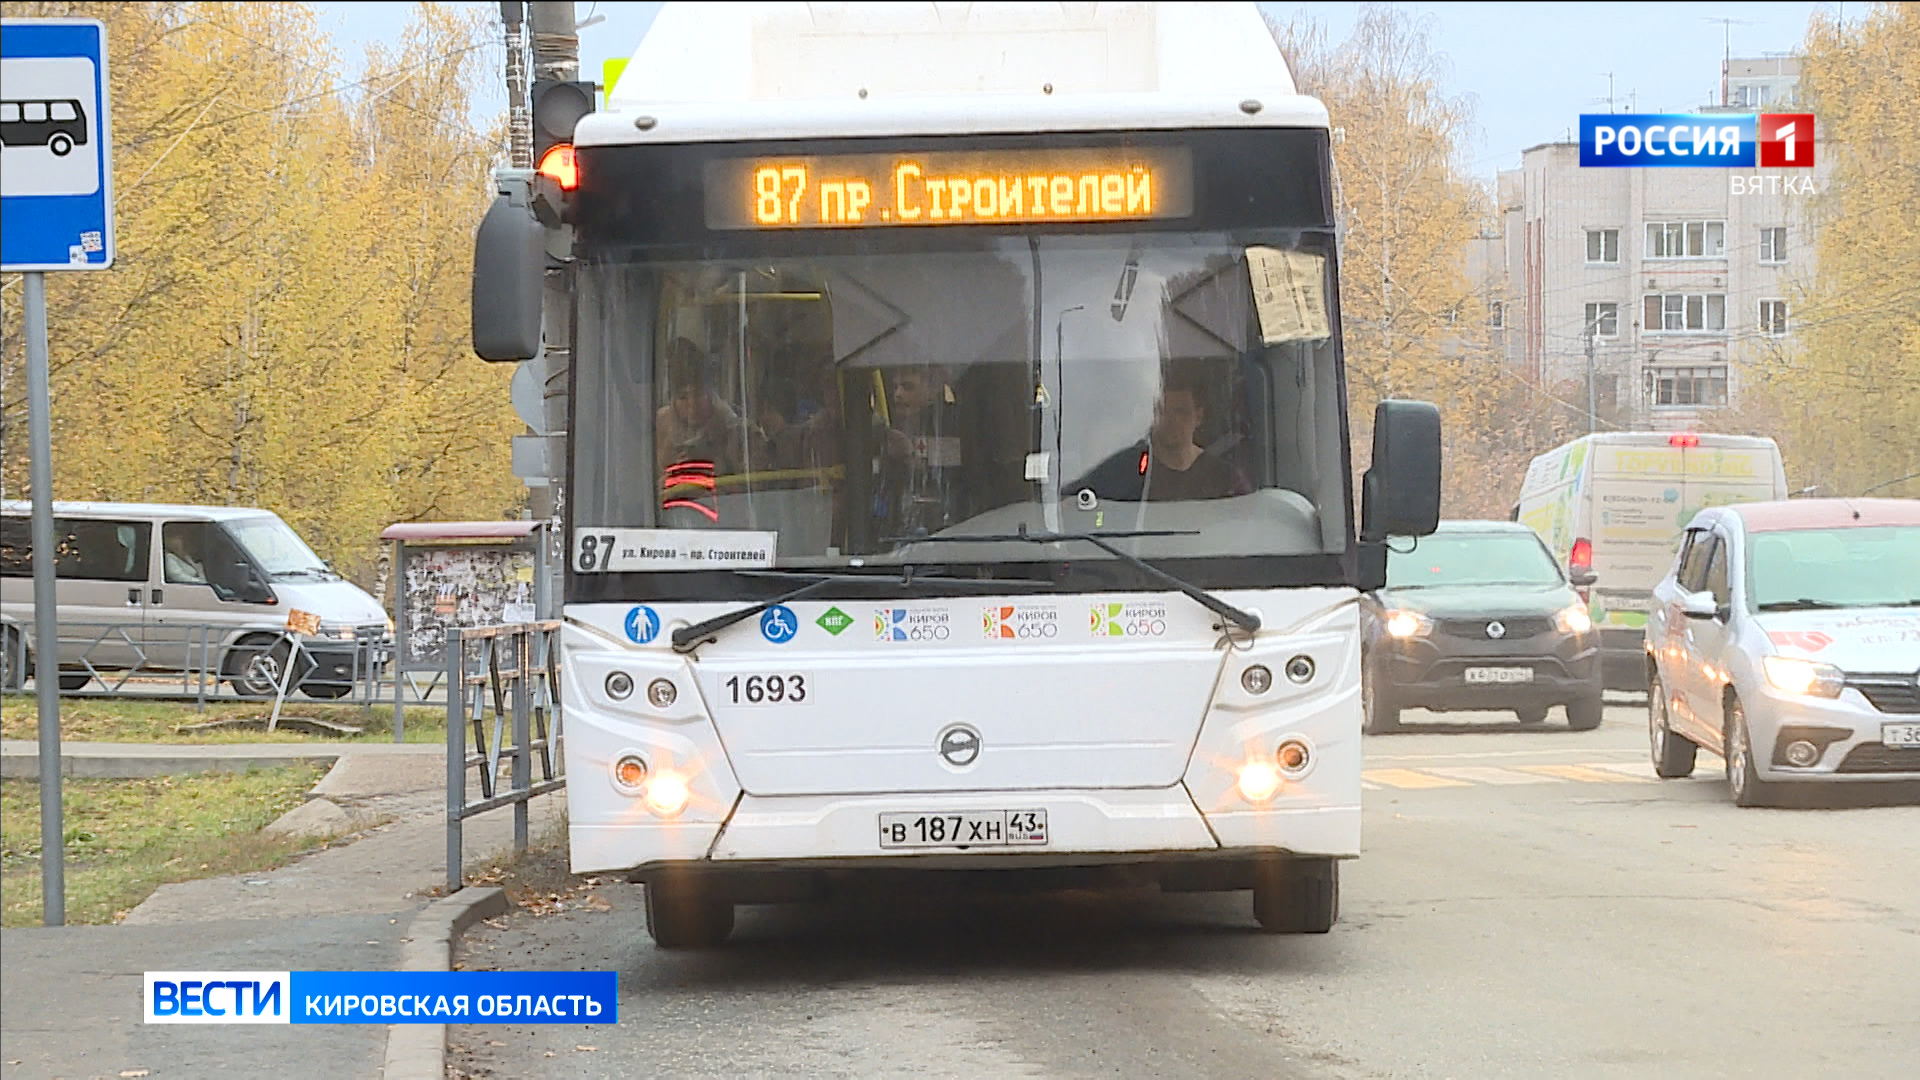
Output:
1761 656 1845 699
1383 610 1432 639
1554 603 1593 635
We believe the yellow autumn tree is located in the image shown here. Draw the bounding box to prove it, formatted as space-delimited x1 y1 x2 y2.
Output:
0 1 520 581
1743 2 1920 498
1267 6 1568 518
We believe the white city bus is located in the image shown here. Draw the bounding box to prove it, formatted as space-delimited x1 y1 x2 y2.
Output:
474 1 1440 947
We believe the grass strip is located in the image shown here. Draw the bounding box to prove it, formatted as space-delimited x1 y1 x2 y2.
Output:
0 765 329 926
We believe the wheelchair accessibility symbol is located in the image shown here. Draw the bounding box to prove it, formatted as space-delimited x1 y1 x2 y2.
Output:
760 604 798 644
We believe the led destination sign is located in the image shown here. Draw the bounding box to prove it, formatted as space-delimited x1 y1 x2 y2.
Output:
704 147 1194 230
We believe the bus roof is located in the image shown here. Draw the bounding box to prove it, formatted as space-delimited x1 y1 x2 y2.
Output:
579 1 1326 147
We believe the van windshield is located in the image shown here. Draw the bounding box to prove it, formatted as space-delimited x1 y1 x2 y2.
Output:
224 517 334 580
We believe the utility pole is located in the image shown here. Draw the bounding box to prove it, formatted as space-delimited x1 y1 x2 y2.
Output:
527 0 576 609
501 2 532 169
1585 321 1598 434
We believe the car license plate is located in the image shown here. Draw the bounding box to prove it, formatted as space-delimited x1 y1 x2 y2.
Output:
878 810 1048 849
1464 666 1534 684
1882 723 1920 749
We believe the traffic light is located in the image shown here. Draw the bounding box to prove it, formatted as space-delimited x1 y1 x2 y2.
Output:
531 78 594 165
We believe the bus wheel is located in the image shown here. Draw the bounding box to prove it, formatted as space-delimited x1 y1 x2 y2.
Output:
49 133 74 156
1253 857 1338 934
644 878 734 949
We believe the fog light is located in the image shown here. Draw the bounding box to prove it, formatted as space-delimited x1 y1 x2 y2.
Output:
1276 738 1312 776
1242 664 1273 694
1237 760 1282 803
1784 739 1820 767
612 753 648 791
647 678 677 708
605 671 634 700
643 770 691 817
1285 655 1315 684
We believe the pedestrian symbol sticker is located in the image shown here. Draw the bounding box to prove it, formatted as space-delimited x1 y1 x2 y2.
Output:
624 605 660 645
760 605 798 644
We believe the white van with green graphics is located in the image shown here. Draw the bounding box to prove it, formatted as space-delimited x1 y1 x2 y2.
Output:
1513 433 1786 690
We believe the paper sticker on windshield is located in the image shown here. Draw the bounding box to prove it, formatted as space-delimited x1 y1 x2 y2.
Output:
1245 247 1331 345
573 528 776 572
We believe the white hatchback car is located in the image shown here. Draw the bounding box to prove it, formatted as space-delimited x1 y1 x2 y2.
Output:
1644 498 1920 806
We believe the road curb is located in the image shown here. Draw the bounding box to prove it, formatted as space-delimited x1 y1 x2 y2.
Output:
382 886 508 1080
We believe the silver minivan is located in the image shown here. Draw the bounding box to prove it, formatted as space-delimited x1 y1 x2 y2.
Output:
1 501 390 698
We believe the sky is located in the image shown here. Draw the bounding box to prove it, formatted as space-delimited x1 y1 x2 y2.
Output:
317 1 1841 181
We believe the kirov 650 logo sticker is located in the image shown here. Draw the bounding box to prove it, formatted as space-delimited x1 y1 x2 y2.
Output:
1089 601 1168 638
982 604 1060 639
874 607 952 642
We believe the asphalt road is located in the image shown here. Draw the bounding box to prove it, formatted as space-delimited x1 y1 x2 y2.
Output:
450 701 1920 1079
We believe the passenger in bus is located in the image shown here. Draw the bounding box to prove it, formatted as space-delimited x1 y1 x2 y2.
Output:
654 338 768 479
878 366 962 534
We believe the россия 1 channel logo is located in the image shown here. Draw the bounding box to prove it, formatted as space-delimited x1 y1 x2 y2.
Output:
1580 113 1814 168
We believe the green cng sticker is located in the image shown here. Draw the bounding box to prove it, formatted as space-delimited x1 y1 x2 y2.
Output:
816 607 854 636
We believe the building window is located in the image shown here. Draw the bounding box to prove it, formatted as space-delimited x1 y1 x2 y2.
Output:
1488 300 1505 329
1759 299 1789 336
1759 227 1787 264
1642 293 1726 333
1584 302 1619 338
1645 220 1726 259
1648 366 1730 408
1586 229 1619 264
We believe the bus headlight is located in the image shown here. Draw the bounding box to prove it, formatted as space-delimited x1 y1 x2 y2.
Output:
1237 760 1282 803
1384 610 1431 639
643 769 692 818
1762 656 1845 699
1554 603 1593 635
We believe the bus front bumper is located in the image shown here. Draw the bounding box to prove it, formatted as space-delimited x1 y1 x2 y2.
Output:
570 787 1359 878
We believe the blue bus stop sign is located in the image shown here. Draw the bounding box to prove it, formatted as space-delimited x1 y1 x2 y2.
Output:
0 18 114 271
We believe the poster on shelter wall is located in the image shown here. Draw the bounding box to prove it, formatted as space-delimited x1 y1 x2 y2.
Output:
400 546 536 666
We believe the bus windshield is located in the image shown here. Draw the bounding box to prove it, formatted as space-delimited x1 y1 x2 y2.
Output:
574 232 1348 582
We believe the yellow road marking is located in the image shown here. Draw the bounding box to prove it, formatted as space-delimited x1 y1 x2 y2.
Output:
1587 761 1662 780
1362 768 1471 789
1425 766 1559 785
1516 764 1652 783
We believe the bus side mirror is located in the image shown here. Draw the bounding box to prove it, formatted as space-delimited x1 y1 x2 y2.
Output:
1360 400 1442 542
472 192 546 362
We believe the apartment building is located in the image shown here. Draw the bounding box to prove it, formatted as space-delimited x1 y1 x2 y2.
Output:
1482 58 1831 430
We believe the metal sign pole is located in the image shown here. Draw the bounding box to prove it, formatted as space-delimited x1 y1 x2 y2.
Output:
24 271 66 926
4 16 118 928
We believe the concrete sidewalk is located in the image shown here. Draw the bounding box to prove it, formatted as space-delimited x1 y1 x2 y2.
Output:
0 737 441 778
1 740 564 1079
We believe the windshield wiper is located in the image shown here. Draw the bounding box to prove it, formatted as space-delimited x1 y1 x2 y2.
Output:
273 567 335 581
670 568 1055 653
887 526 1261 634
1756 598 1844 612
